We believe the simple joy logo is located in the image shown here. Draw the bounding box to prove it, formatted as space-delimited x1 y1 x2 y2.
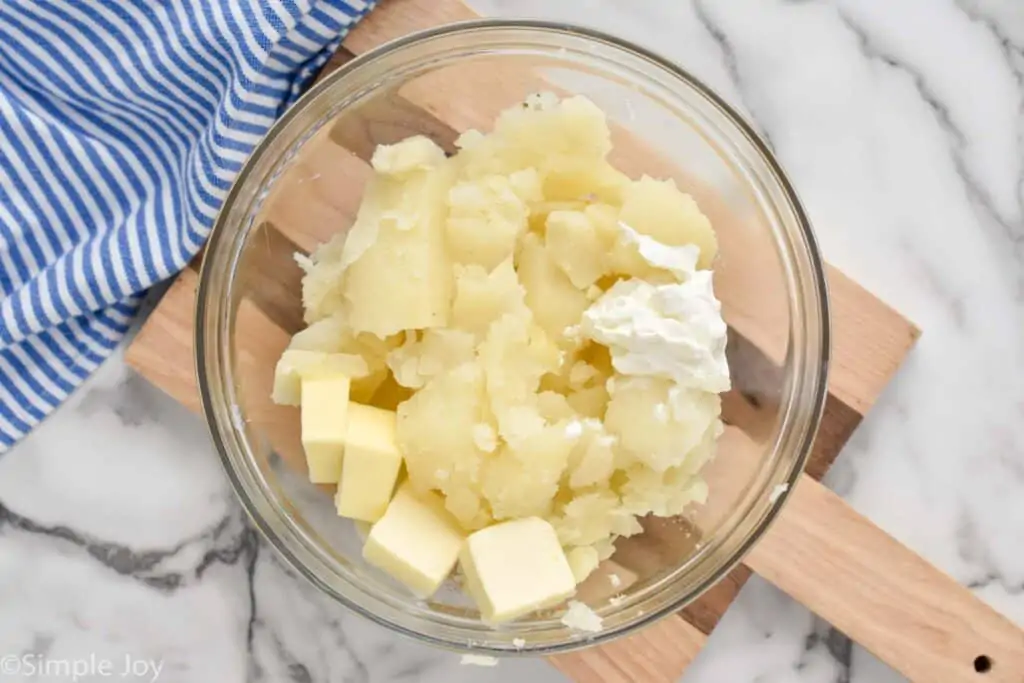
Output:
0 653 164 681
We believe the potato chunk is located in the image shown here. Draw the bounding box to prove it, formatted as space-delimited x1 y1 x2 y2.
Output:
536 391 576 422
288 313 395 359
459 95 613 179
447 175 530 270
286 315 396 401
272 350 369 406
604 377 721 472
543 161 630 205
371 135 447 177
482 421 574 520
547 490 641 548
478 309 561 438
545 210 610 289
451 259 528 338
342 159 457 337
565 385 610 419
619 466 710 518
618 175 717 268
299 231 347 324
386 329 476 389
517 233 589 342
565 422 616 490
397 363 486 483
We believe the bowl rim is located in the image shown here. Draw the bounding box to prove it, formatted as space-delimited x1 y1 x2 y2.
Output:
196 17 831 655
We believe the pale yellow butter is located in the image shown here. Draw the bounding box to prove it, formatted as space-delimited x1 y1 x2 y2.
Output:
363 483 464 597
335 403 404 522
460 517 576 623
300 374 351 484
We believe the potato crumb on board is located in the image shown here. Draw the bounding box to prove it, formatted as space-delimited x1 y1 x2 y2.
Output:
769 483 790 504
460 654 499 667
561 600 604 633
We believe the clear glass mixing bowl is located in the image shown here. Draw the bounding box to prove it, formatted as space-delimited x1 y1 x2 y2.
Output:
195 20 829 655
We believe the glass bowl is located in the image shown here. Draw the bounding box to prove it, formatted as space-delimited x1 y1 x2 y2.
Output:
195 20 829 655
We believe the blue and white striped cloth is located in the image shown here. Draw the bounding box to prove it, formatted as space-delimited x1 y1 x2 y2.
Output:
0 0 376 452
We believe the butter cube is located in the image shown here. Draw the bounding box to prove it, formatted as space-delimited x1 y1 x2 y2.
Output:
460 517 576 622
272 350 368 406
335 404 404 522
300 374 352 484
363 483 464 596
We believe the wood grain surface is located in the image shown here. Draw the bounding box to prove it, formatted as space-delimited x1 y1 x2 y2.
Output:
750 477 1024 683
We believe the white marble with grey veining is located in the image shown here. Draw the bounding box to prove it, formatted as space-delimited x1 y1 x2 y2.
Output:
1 0 1022 681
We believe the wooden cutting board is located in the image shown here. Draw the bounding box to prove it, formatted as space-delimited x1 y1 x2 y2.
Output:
125 1 1024 681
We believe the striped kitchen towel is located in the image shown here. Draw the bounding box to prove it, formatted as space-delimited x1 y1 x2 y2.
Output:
0 0 377 452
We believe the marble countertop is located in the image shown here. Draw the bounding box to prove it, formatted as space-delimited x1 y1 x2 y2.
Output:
2 0 1022 681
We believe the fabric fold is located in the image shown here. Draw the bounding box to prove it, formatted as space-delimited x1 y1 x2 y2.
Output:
0 0 377 451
